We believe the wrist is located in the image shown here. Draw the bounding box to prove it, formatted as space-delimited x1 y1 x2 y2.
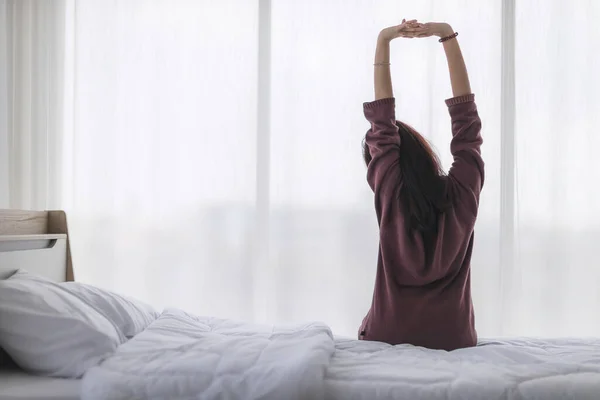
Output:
435 23 454 38
377 31 391 44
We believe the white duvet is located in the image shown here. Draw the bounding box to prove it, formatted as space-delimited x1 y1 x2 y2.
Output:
82 309 600 400
327 337 600 400
81 309 334 400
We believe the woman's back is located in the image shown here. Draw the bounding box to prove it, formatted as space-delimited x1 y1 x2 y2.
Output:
359 95 484 351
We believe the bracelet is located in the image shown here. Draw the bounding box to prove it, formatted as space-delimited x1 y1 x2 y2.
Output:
373 62 390 66
439 32 458 43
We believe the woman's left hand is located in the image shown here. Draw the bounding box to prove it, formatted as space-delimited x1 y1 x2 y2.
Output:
412 22 454 38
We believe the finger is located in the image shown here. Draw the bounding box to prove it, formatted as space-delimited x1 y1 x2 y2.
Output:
399 24 426 29
406 31 428 38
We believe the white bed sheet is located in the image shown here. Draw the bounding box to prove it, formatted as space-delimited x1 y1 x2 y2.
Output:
326 336 600 400
0 368 80 400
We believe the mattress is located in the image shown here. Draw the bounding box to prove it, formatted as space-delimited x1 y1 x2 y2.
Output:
326 336 600 399
4 334 600 400
0 368 80 400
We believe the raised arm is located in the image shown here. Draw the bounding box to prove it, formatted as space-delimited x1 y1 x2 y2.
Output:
364 20 425 192
373 34 393 100
373 19 423 100
437 23 472 97
416 22 484 200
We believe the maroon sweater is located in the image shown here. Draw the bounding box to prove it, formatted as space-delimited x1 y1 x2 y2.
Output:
358 94 484 351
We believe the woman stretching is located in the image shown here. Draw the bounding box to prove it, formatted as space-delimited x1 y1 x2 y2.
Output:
358 19 484 351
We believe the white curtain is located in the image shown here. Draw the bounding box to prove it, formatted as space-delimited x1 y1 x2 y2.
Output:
2 0 599 338
512 1 600 336
0 0 67 210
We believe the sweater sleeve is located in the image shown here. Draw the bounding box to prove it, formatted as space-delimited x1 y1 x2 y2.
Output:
446 94 485 200
363 98 401 193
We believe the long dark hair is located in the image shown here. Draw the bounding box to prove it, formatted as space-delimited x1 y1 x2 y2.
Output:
363 121 449 234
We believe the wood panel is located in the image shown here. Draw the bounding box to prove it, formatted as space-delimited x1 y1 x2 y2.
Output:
0 210 48 235
47 211 74 281
0 209 74 281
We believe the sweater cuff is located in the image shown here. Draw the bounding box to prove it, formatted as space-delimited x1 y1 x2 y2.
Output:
363 97 395 109
445 94 475 107
363 97 396 122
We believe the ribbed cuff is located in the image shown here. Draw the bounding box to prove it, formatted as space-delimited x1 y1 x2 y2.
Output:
363 97 395 109
445 94 475 107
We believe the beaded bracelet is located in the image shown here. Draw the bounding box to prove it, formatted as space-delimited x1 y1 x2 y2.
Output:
439 32 459 43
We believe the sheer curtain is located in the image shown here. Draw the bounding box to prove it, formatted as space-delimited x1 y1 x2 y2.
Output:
0 0 67 210
512 0 600 336
2 0 599 338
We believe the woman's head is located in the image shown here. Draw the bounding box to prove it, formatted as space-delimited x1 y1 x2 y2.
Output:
362 121 449 233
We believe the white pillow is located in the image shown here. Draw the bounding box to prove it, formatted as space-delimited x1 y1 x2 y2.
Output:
61 281 159 339
0 270 124 378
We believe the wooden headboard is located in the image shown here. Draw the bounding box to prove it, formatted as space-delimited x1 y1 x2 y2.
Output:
0 210 74 282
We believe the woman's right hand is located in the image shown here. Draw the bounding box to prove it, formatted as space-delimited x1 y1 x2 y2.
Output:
378 19 426 42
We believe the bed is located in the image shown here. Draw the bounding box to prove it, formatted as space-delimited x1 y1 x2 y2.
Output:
1 209 600 400
0 369 80 400
0 210 80 399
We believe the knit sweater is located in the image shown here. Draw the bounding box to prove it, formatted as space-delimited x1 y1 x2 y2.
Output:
358 94 484 351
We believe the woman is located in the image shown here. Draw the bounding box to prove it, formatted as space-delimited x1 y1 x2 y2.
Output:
358 19 484 351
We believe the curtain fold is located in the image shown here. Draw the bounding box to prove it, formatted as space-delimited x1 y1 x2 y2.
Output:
513 0 600 336
2 0 599 338
0 0 67 210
